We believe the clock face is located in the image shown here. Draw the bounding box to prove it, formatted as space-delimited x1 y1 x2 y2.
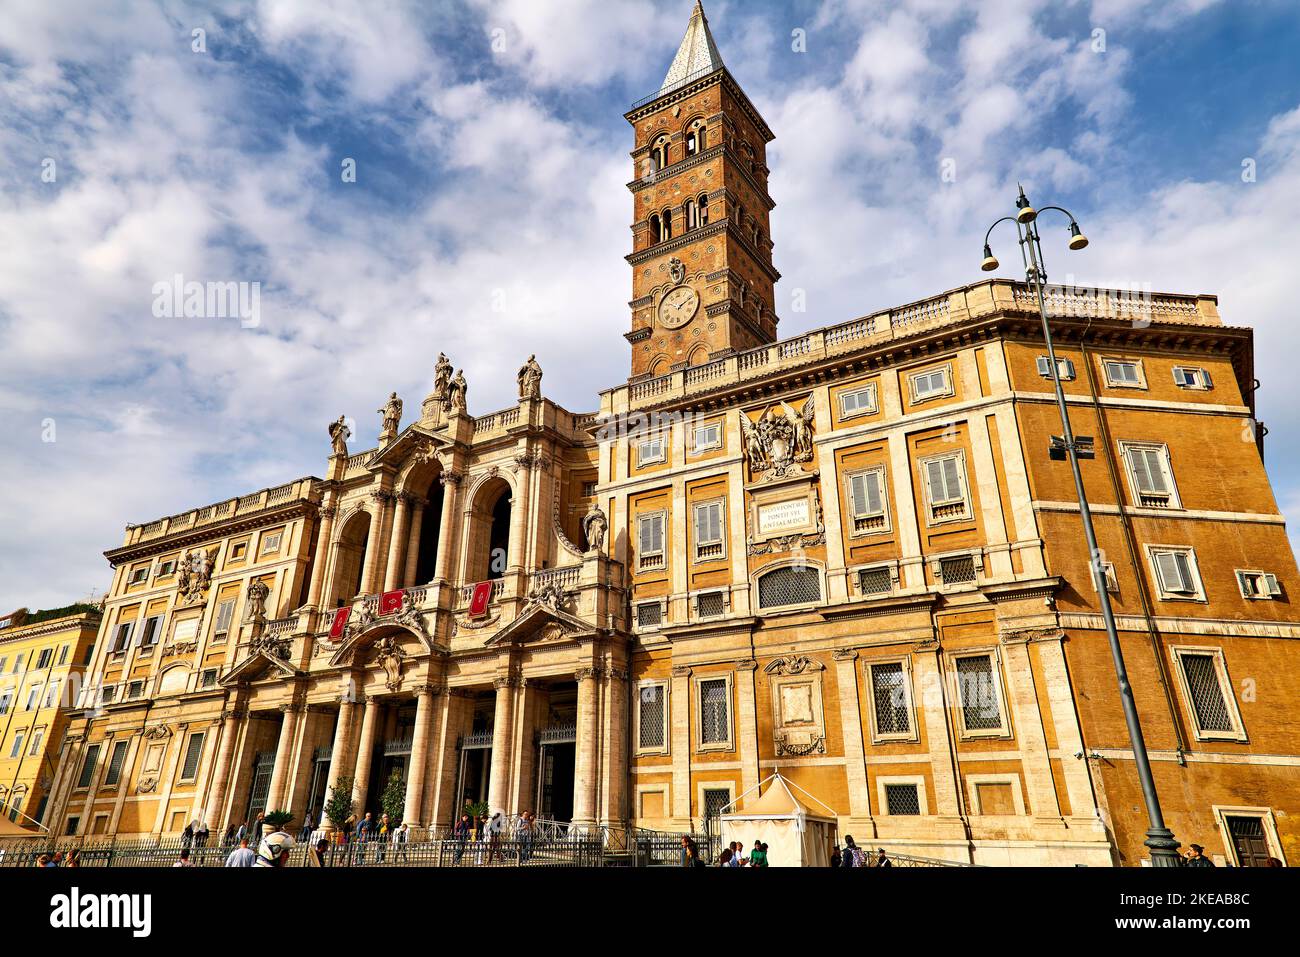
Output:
658 284 700 329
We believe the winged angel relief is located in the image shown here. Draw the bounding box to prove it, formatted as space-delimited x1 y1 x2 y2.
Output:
739 396 816 481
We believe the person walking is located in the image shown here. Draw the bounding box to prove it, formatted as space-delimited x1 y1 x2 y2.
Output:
299 812 316 844
875 847 893 868
453 813 472 864
842 835 865 868
63 849 80 869
195 822 210 848
1184 844 1216 867
306 838 329 867
223 824 238 847
225 837 257 867
181 823 194 849
394 822 410 863
516 811 534 864
376 814 390 864
681 835 705 868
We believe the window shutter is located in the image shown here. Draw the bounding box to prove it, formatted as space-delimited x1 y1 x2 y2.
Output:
1061 358 1076 379
941 457 961 501
1129 448 1167 494
639 516 653 553
1155 551 1187 592
1201 369 1213 388
1036 356 1051 377
1236 570 1251 596
925 460 945 504
1264 573 1281 596
696 503 721 544
865 472 882 514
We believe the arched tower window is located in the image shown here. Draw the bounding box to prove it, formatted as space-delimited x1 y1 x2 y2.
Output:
698 193 709 226
649 213 662 245
651 135 670 172
662 208 673 241
686 119 707 156
685 199 698 231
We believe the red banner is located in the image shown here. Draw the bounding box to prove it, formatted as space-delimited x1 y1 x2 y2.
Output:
468 581 494 618
379 589 406 615
329 606 351 640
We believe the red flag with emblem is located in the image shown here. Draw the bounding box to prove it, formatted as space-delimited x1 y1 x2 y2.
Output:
379 589 405 615
468 581 494 618
329 606 351 639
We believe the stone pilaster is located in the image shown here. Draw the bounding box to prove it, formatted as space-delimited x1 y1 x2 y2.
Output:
403 686 436 825
833 649 873 822
487 675 517 812
351 695 382 813
572 666 602 827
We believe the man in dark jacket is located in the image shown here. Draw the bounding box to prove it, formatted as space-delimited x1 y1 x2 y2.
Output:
1185 844 1216 867
842 835 864 867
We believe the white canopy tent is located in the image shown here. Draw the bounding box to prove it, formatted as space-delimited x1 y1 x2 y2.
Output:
719 771 838 867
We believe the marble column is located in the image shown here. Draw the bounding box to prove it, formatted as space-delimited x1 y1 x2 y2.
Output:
572 666 601 827
383 493 413 592
505 457 532 573
305 504 338 609
351 696 383 814
402 498 426 587
265 702 302 812
204 708 245 827
403 686 435 825
433 473 461 582
324 694 358 821
360 494 391 596
487 676 516 813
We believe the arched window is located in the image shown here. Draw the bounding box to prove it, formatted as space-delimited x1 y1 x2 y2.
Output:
698 193 709 226
684 199 698 231
662 208 673 241
651 135 670 172
756 564 823 609
686 119 707 156
649 213 662 245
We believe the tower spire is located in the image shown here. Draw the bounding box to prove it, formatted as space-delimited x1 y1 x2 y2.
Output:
658 1 724 98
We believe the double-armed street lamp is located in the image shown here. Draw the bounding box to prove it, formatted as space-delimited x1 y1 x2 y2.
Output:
982 188 1182 866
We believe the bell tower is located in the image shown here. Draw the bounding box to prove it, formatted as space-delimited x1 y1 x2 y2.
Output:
624 1 779 379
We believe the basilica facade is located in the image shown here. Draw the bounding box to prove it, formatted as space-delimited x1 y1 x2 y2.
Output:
43 3 1300 866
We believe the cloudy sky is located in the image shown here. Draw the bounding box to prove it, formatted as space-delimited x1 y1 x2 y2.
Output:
2 0 1299 612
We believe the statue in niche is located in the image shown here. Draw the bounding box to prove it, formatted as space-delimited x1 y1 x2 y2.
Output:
582 501 608 552
244 579 270 625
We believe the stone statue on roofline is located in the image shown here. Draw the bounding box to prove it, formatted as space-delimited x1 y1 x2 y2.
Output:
328 415 351 457
517 354 543 401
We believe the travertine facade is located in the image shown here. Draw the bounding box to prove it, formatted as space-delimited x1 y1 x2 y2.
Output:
43 3 1300 865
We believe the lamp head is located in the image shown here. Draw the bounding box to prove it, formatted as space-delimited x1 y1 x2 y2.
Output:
980 243 999 272
1015 185 1037 224
1068 221 1089 250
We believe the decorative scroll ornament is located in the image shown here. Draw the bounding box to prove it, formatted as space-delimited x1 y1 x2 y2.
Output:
738 396 816 481
392 593 429 640
554 478 585 557
668 257 686 284
763 654 824 675
774 730 826 757
250 634 290 661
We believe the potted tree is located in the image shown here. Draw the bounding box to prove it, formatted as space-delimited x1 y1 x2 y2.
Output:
324 776 355 846
463 800 489 839
380 769 406 828
263 810 294 837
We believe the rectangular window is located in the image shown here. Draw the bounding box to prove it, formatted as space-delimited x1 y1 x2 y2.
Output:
637 684 667 752
43 682 59 709
57 645 68 666
581 480 598 497
112 622 133 653
839 383 878 418
635 601 663 629
693 500 725 560
637 436 666 466
8 732 23 758
261 531 283 554
696 590 726 619
870 662 912 738
213 598 237 641
692 422 722 451
858 565 893 596
140 614 164 648
637 512 666 570
128 566 149 584
126 680 143 699
100 685 116 704
1173 366 1213 390
156 559 177 578
1236 569 1282 600
699 678 730 747
230 541 248 560
908 365 953 402
1102 358 1144 388
29 728 44 756
36 648 52 669
921 453 970 523
955 654 1005 735
0 689 11 714
1175 649 1243 739
884 783 921 816
1036 355 1076 380
1150 547 1203 600
847 468 888 533
200 668 219 689
12 654 22 672
0 657 6 672
939 554 978 585
103 740 129 786
180 733 205 781
25 687 40 711
1122 443 1179 508
1093 561 1120 594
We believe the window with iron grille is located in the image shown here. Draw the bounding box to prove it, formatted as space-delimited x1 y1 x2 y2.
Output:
847 468 888 533
100 685 116 704
696 591 726 619
884 783 921 815
756 566 822 609
636 601 663 629
102 740 129 786
1178 652 1237 735
870 662 912 736
703 787 731 823
939 555 977 585
638 684 667 751
127 680 143 699
955 655 1003 732
693 500 725 560
180 733 205 781
77 744 101 789
699 678 730 746
858 566 893 596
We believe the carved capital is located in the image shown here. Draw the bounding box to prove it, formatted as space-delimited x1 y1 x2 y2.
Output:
831 648 859 662
439 470 464 487
319 505 338 520
575 666 604 683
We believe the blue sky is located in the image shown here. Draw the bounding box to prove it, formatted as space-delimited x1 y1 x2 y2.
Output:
2 0 1299 611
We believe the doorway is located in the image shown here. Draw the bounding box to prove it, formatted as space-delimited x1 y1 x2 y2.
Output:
1226 815 1274 867
537 742 575 823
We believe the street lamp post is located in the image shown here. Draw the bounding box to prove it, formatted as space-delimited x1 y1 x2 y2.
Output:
982 187 1182 866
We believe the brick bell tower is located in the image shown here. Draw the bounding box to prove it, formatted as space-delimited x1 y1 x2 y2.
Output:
624 1 779 379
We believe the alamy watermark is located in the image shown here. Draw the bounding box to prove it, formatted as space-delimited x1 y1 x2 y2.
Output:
151 274 260 328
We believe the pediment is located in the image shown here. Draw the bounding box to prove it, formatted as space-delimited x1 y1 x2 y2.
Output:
483 602 595 647
328 620 442 668
220 649 298 685
368 425 450 470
